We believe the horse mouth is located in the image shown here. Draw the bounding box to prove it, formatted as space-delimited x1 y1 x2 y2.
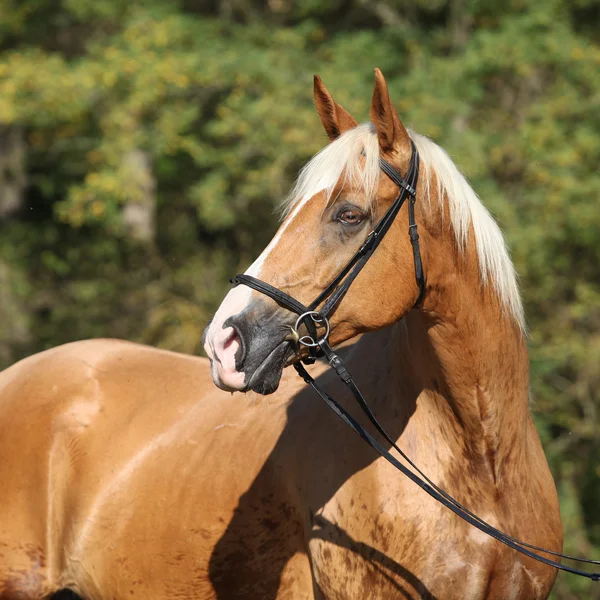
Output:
245 341 296 395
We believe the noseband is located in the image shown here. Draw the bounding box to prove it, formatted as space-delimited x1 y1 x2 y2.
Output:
229 141 600 580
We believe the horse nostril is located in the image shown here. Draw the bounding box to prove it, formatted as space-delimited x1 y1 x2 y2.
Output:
222 328 238 352
223 319 246 371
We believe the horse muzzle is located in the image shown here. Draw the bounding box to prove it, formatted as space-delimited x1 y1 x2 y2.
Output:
203 298 295 395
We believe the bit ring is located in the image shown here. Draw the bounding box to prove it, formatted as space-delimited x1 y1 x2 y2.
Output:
294 311 330 348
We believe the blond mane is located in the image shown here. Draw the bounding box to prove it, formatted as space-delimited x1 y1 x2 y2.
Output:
282 122 525 331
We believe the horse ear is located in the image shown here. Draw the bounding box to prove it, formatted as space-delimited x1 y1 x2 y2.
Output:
370 68 410 154
314 75 358 141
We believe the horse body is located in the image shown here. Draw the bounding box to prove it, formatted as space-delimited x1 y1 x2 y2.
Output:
0 69 563 598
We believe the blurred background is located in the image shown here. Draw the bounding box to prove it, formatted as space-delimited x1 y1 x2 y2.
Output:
0 0 598 596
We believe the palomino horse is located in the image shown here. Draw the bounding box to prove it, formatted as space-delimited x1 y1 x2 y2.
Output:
0 70 562 599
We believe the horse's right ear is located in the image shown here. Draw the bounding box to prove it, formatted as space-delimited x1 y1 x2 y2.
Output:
370 68 410 155
314 75 358 142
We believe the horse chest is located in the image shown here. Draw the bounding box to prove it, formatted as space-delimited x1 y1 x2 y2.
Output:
305 481 501 600
306 491 553 600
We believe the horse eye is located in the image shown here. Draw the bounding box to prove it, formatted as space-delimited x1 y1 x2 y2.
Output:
338 209 364 226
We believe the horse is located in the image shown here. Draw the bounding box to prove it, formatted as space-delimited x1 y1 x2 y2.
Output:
0 69 562 599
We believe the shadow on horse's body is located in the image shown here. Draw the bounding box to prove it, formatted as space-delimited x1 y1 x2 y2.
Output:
207 324 430 600
0 333 437 599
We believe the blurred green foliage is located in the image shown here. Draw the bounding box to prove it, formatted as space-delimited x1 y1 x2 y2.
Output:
0 0 599 596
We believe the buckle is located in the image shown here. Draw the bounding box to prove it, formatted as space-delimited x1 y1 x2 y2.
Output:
358 231 377 256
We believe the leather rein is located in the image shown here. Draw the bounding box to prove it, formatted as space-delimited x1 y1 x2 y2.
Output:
230 142 600 580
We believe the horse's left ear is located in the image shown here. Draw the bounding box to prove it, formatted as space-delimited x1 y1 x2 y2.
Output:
314 75 359 141
370 68 411 155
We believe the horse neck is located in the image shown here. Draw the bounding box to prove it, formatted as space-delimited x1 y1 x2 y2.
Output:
372 219 529 487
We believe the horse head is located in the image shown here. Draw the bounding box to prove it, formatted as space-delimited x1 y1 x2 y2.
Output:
203 69 429 394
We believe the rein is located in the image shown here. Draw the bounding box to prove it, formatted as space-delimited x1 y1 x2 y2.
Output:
230 142 600 581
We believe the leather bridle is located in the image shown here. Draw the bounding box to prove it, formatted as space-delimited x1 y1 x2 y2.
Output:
232 141 423 361
230 142 600 580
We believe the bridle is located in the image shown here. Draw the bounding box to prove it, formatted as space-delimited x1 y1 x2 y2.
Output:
230 142 600 580
233 141 423 359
